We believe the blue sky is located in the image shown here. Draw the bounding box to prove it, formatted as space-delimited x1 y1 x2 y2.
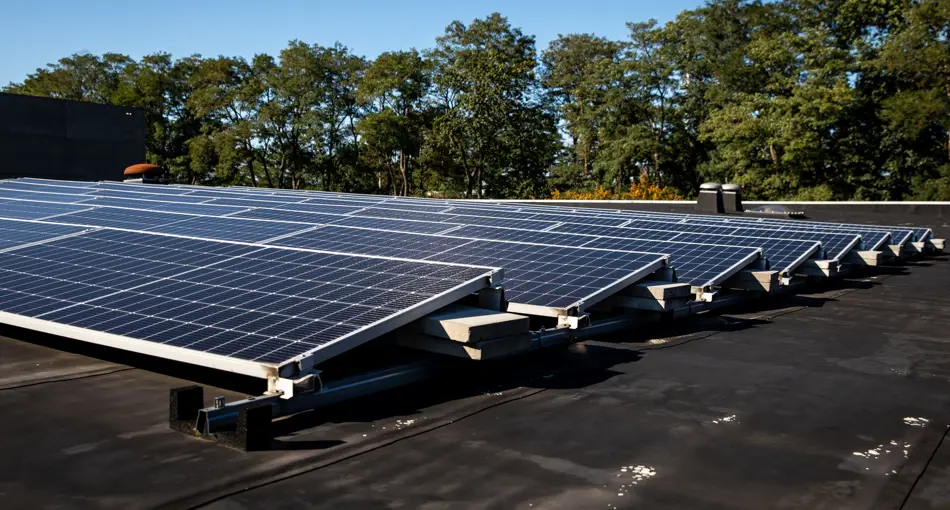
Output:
1 0 704 86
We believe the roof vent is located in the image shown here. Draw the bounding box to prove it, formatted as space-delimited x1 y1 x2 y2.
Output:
696 182 724 214
721 183 743 213
124 164 169 184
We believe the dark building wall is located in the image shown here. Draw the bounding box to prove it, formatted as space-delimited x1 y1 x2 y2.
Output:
0 93 145 182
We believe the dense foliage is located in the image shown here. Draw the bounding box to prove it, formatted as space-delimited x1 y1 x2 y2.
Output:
7 1 950 200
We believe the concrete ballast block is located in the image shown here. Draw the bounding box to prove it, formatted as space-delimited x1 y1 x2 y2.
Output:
626 281 693 300
397 333 533 360
415 305 529 343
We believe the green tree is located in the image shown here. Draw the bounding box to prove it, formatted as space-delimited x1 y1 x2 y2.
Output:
427 13 557 198
358 50 432 195
541 34 623 189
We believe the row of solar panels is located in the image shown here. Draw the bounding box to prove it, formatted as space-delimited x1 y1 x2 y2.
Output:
0 177 931 379
1 178 925 283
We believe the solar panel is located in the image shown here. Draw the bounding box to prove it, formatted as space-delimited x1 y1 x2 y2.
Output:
149 184 877 256
0 227 499 376
497 202 916 247
271 226 669 315
674 218 897 250
0 185 672 315
422 240 667 314
447 225 761 288
547 223 822 275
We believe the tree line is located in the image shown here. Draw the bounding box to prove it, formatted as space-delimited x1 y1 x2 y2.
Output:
6 1 950 200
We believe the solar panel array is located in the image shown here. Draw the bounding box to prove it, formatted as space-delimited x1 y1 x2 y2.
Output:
0 177 930 378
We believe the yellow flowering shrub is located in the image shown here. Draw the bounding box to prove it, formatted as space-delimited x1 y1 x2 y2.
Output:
550 182 683 201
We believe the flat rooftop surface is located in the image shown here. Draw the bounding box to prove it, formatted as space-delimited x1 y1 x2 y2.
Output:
1 206 949 510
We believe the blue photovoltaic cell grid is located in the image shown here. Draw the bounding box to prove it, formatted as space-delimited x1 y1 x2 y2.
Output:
18 178 96 188
0 220 88 250
548 223 821 273
274 202 364 214
329 216 456 234
571 217 860 260
499 204 909 248
182 185 884 255
0 181 94 194
351 208 459 223
88 188 213 203
80 197 250 216
273 226 473 260
912 227 932 241
201 197 309 208
231 208 342 225
96 181 195 195
0 229 494 365
51 208 196 230
0 189 93 203
448 225 758 287
145 216 312 243
0 198 91 220
423 240 666 309
675 218 894 251
271 226 666 309
241 185 936 244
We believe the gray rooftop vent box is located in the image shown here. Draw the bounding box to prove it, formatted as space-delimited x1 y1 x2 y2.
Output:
721 183 743 213
696 182 724 214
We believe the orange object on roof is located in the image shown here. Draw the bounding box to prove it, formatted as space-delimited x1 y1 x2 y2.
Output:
124 164 163 176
